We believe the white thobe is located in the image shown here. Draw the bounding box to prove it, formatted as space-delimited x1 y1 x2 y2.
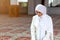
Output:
30 15 53 40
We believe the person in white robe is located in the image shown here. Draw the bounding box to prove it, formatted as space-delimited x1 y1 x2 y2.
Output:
30 4 54 40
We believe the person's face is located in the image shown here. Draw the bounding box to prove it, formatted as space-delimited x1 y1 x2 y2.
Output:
35 10 43 16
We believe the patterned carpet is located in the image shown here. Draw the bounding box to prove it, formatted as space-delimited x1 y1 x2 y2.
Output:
0 14 59 40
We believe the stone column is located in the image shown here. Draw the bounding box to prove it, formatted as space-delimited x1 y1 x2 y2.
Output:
28 0 35 15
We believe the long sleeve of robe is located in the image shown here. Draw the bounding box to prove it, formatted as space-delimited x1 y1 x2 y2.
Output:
47 17 54 40
30 17 36 40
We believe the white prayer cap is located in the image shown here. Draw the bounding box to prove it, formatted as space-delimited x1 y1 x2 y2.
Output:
35 4 47 15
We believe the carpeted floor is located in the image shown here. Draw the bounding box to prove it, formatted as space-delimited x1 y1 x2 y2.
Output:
0 14 59 40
